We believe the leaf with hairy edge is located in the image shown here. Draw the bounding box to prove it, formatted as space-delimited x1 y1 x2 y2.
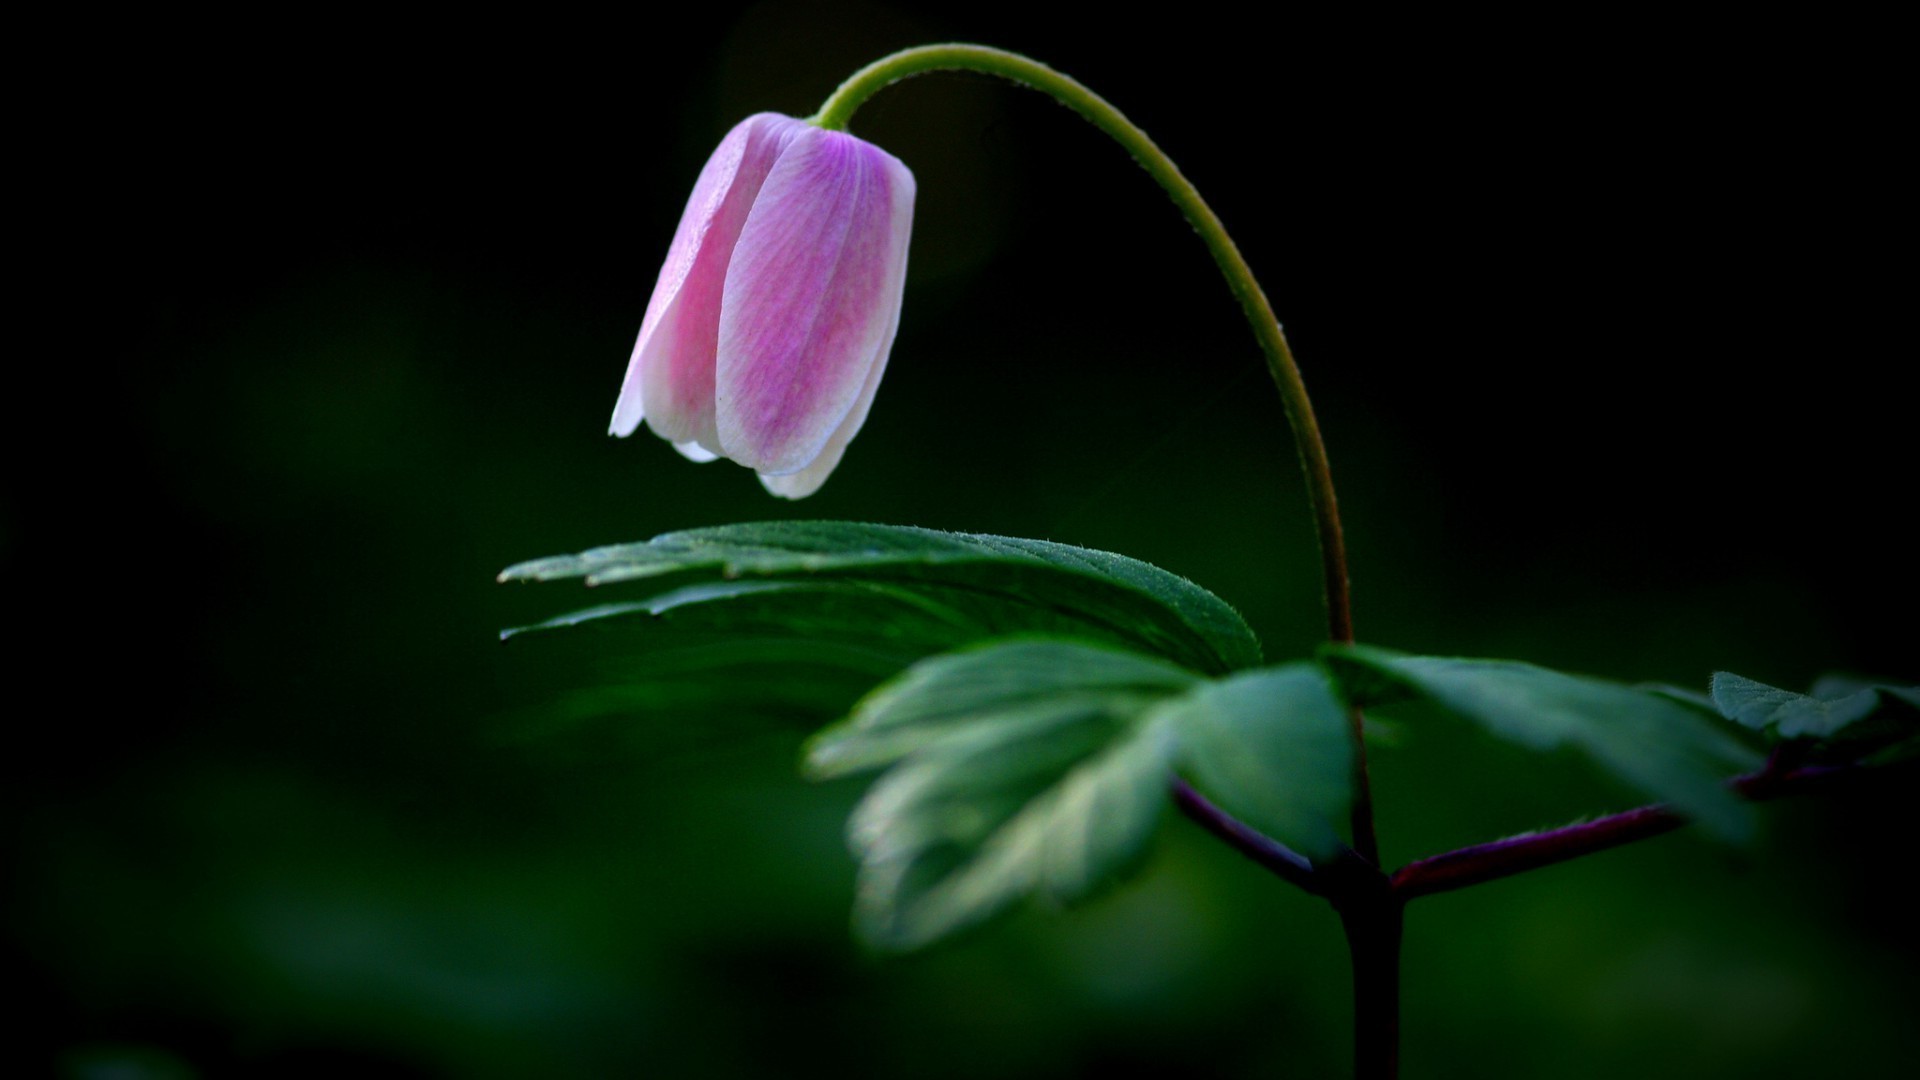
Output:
806 639 1194 950
807 639 1199 778
505 577 1165 676
846 698 1178 951
1324 645 1762 842
499 521 1261 674
816 640 1373 949
1711 671 1920 741
1161 664 1355 862
1811 674 1920 709
1639 682 1716 713
498 579 1087 740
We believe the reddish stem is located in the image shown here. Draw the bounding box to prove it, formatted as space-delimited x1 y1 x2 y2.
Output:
1391 764 1852 900
1172 778 1325 895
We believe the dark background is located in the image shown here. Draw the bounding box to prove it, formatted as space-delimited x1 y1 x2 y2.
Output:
11 2 1913 1076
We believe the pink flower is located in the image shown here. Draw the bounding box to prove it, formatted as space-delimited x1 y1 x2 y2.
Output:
609 113 915 498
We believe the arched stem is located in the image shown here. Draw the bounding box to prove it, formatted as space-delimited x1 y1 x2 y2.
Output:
819 45 1392 1077
817 44 1375 862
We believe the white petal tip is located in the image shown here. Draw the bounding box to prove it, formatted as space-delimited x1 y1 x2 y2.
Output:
609 395 645 437
758 469 825 500
674 440 722 463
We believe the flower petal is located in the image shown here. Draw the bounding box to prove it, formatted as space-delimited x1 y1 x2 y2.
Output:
757 319 892 498
758 186 910 500
715 127 915 474
610 114 806 445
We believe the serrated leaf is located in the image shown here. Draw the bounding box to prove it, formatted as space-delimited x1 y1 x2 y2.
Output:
1710 671 1883 740
500 521 1260 674
501 571 1224 745
1639 682 1716 713
808 639 1199 777
1710 672 1920 766
1324 645 1762 842
498 580 1032 739
814 639 1202 951
1159 664 1354 861
847 698 1177 951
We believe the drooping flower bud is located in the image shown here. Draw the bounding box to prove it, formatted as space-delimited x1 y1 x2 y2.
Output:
610 113 915 498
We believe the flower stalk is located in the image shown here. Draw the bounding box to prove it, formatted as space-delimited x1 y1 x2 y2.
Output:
817 44 1391 1076
815 43 1376 862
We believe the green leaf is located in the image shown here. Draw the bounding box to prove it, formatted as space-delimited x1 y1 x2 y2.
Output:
500 521 1261 674
1159 664 1354 861
1710 672 1882 740
808 639 1199 778
1324 645 1763 842
499 581 1028 738
1710 672 1920 766
840 657 1181 950
817 641 1367 949
1639 682 1716 713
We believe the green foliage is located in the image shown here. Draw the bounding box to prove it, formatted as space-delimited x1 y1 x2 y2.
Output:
1711 671 1879 739
807 640 1361 950
1323 645 1763 842
500 521 1262 675
1157 664 1354 862
804 639 1370 950
808 638 1200 777
1711 671 1920 762
507 523 1905 950
498 526 1290 951
820 640 1187 951
500 580 1028 736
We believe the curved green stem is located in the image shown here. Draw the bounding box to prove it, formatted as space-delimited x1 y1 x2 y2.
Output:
817 44 1375 862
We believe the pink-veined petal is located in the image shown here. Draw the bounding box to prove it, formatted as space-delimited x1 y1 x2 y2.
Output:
715 127 915 474
757 294 899 498
757 167 912 499
610 114 806 445
607 124 747 439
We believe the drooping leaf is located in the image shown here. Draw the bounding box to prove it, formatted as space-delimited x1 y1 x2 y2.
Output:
500 521 1261 674
840 641 1182 945
1323 645 1763 842
1710 672 1881 740
1710 671 1920 763
1808 674 1918 704
1639 682 1716 713
1158 663 1355 861
808 638 1199 777
499 570 1223 746
816 640 1370 950
498 580 1039 739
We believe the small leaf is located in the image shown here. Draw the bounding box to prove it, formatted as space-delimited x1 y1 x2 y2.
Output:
1639 682 1716 713
1159 664 1354 861
1710 671 1920 763
500 581 804 640
1324 645 1762 842
808 639 1198 777
501 572 1225 744
1710 671 1883 740
846 697 1176 951
813 638 1204 950
500 521 1261 674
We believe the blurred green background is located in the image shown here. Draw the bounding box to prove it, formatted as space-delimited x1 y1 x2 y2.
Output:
11 2 1913 1076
